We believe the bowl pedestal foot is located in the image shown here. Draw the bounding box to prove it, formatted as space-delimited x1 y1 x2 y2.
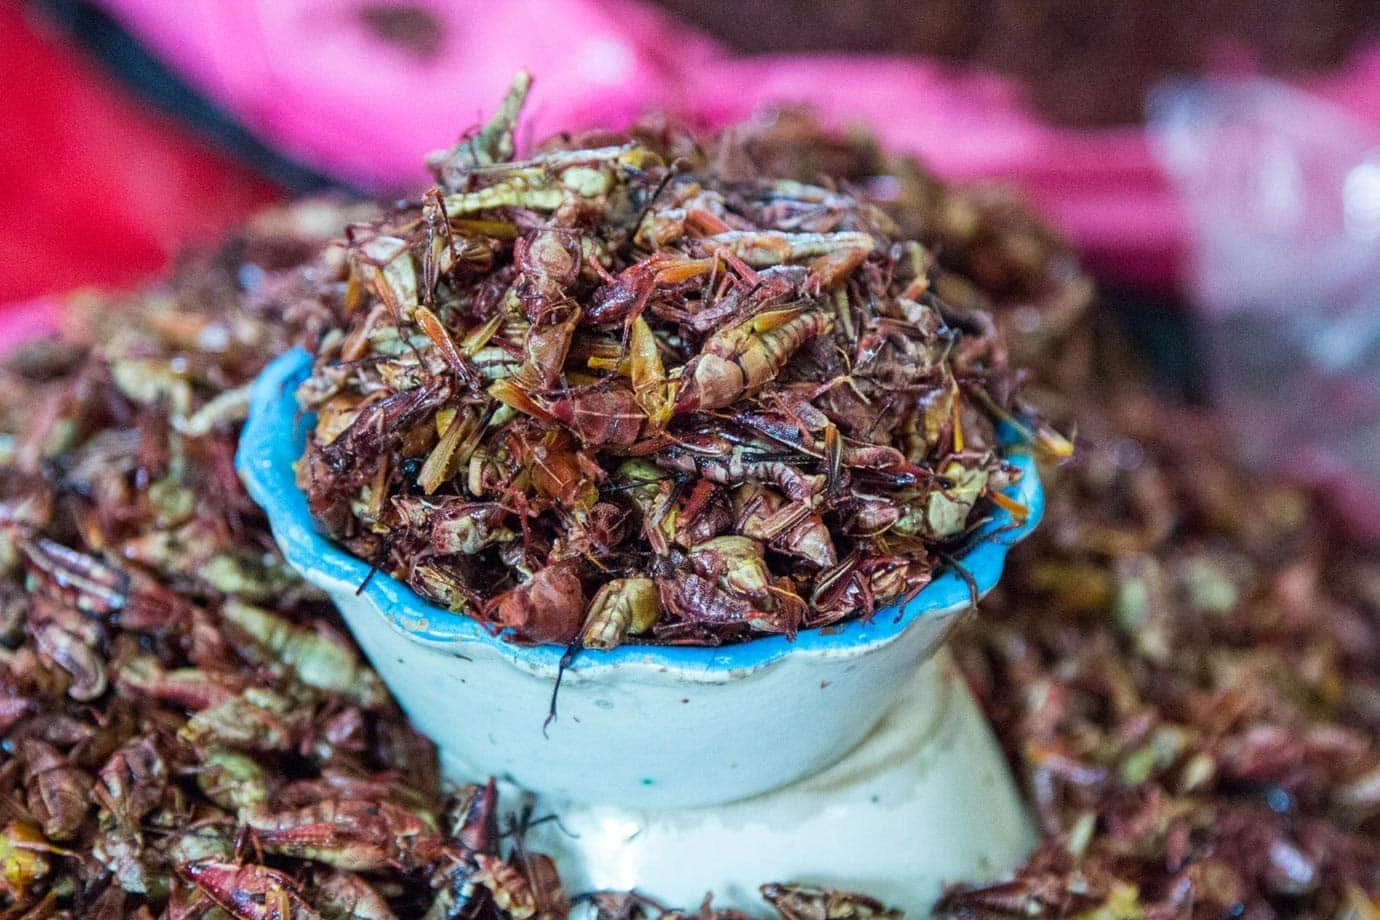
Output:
480 649 1035 917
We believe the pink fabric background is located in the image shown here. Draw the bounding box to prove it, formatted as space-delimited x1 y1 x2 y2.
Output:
90 0 1179 286
0 298 61 353
79 0 1380 291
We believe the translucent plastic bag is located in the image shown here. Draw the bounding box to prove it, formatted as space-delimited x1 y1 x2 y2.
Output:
1151 78 1380 537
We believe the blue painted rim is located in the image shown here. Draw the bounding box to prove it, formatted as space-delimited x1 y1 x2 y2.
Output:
237 348 1044 675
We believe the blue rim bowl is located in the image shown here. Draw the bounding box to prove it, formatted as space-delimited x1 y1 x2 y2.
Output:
237 348 1043 677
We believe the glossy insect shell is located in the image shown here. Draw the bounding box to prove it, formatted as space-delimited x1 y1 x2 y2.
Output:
239 349 1044 810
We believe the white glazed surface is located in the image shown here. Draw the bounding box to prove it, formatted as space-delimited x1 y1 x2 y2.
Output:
525 650 1035 917
315 565 970 809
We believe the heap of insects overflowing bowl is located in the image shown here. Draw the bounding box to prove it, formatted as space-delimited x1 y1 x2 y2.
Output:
293 76 1060 649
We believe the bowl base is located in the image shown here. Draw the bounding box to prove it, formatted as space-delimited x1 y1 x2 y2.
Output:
468 649 1035 916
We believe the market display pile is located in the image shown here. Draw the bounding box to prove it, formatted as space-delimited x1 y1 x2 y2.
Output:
942 361 1380 919
293 75 1050 649
3 94 1379 919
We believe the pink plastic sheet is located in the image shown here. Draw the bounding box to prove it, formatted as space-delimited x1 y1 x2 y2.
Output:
91 0 1178 286
91 0 721 190
0 298 61 354
55 0 1380 290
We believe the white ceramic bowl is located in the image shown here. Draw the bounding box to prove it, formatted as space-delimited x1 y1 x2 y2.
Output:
237 348 1044 811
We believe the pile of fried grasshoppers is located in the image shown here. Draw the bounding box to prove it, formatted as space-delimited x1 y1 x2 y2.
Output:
942 370 1380 919
294 74 1068 650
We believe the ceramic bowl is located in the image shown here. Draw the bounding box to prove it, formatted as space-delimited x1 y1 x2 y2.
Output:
237 348 1044 810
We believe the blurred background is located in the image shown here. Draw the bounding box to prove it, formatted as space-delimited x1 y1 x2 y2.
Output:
6 0 1380 529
